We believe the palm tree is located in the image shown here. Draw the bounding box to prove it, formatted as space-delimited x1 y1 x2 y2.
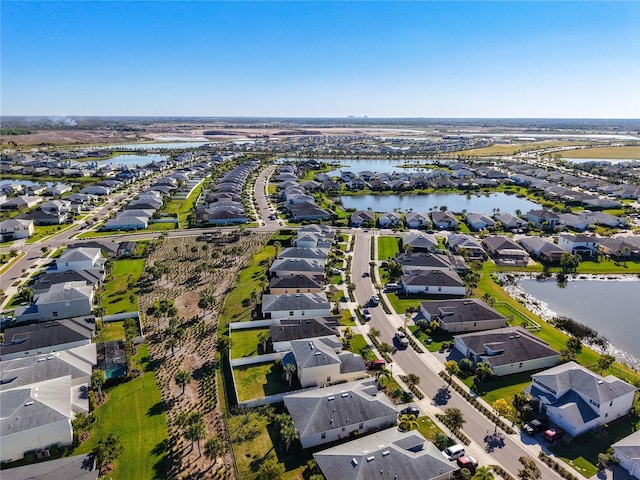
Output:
280 423 299 452
284 363 297 387
185 418 206 456
258 331 270 353
443 407 465 433
376 368 392 389
94 433 124 474
398 413 418 431
203 437 224 466
444 360 460 388
404 373 420 388
91 369 106 398
165 336 179 357
174 370 192 395
474 362 493 383
473 466 495 480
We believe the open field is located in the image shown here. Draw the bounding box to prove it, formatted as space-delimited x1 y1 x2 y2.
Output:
71 345 168 480
103 258 145 314
450 141 589 156
560 145 640 159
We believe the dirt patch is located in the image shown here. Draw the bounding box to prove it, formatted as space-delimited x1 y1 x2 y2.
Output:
138 233 269 479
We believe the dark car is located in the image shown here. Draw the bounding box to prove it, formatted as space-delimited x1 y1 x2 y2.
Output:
523 418 549 436
543 427 566 443
400 406 420 416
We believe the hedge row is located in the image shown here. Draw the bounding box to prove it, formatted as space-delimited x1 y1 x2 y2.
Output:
434 413 471 445
399 375 425 400
538 452 581 480
438 371 516 435
367 332 392 363
490 465 515 480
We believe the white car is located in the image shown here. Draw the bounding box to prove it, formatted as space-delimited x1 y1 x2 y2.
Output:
442 444 466 461
394 331 410 348
363 308 371 321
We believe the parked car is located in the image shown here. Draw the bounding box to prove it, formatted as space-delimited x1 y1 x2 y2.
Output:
543 427 566 443
362 271 370 277
370 294 380 305
523 418 549 436
442 444 466 461
362 308 371 321
385 282 400 290
400 406 420 416
394 331 410 348
365 359 386 370
456 455 478 472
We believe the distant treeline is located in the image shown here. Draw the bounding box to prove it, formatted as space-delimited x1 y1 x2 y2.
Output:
0 128 36 135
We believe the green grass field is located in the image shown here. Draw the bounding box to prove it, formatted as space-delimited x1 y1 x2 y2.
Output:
230 327 269 358
232 362 290 401
71 345 168 480
103 258 145 315
25 224 65 244
162 180 207 228
378 236 401 260
449 141 589 157
560 145 640 159
97 320 126 342
220 245 275 324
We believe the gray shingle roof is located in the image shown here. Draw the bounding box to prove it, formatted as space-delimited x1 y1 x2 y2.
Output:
284 379 397 437
401 269 464 288
1 453 98 480
420 298 505 325
313 427 456 480
456 327 558 367
262 293 330 313
270 318 339 343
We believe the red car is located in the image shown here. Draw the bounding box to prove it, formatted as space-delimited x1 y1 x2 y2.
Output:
543 427 566 442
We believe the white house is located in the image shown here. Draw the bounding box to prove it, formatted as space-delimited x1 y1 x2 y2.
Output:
0 218 35 240
284 379 397 448
453 327 559 376
405 211 431 229
56 247 103 272
261 293 331 320
527 362 636 437
420 298 506 333
288 337 366 388
400 270 465 296
612 430 640 479
558 234 600 258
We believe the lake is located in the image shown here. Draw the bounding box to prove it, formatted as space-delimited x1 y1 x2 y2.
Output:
517 277 640 367
279 157 431 175
339 192 539 216
94 153 169 168
562 158 640 164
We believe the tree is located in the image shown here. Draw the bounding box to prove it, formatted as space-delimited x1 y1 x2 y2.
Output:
165 336 179 356
258 331 270 353
597 353 616 373
284 363 297 387
19 285 35 304
434 432 450 450
174 370 192 395
566 336 583 356
71 412 94 443
492 398 514 432
443 407 465 433
474 362 493 383
398 413 419 431
280 422 299 452
517 456 541 480
473 466 495 480
184 415 206 456
405 373 420 388
94 433 124 473
91 369 106 398
198 289 216 316
560 253 580 273
257 458 285 480
204 437 225 466
376 368 392 389
94 305 106 322
444 360 460 387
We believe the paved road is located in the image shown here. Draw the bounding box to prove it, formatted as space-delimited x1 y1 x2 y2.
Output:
349 230 564 479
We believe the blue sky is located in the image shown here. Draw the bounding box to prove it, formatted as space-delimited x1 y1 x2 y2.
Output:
2 1 639 118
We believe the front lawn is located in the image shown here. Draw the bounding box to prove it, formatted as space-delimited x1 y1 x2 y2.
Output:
416 415 448 443
71 344 168 480
378 236 401 260
230 327 269 358
459 369 547 406
233 362 291 402
103 258 145 315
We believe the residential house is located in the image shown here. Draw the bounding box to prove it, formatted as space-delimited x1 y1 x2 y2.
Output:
56 247 104 272
32 269 103 295
431 211 460 230
289 202 332 221
465 212 496 231
14 282 94 323
482 236 530 266
395 252 468 274
277 247 329 265
46 184 73 196
269 258 325 277
419 298 506 333
0 453 98 480
284 379 397 448
270 317 339 352
400 270 465 296
527 362 636 437
269 273 325 294
405 212 431 229
350 210 376 227
0 195 43 211
612 430 640 479
0 218 35 240
526 209 562 231
0 318 95 361
378 212 402 228
453 327 559 376
518 237 566 264
494 212 527 231
261 292 331 320
401 231 439 252
313 427 456 480
103 216 149 231
446 233 486 260
558 234 600 258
